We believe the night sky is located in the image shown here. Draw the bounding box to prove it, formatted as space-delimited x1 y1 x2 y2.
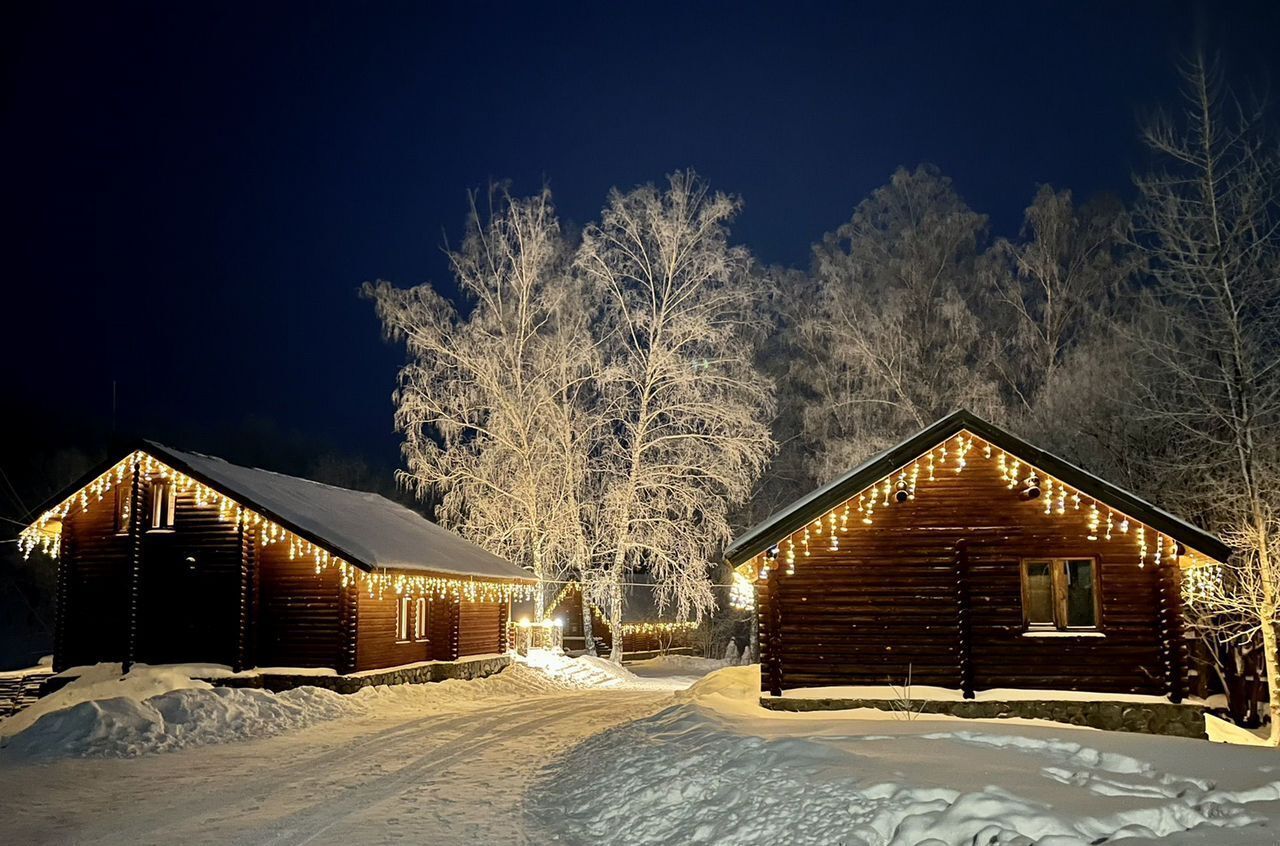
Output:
4 1 1277 470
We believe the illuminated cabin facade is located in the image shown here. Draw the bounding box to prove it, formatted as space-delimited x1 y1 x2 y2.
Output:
533 578 701 658
727 411 1231 701
19 442 536 675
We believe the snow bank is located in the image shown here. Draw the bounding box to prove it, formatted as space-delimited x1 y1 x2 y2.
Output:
2 663 211 739
518 650 639 688
0 664 356 760
519 650 719 691
533 667 1280 845
1 685 353 759
0 654 666 761
0 656 52 679
675 663 761 715
627 654 731 676
1206 714 1273 746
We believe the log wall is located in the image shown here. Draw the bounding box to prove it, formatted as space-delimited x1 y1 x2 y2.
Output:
757 453 1176 697
458 601 503 656
355 591 441 670
135 481 242 666
56 483 131 670
53 454 527 675
548 584 611 652
620 627 698 654
57 464 243 670
255 544 342 669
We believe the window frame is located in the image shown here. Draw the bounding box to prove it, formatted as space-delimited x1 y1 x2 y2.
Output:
147 479 176 532
395 595 412 643
113 483 132 536
1019 556 1101 632
413 596 430 643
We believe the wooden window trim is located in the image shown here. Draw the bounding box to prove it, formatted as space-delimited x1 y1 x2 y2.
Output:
113 485 131 536
1019 557 1101 632
147 479 177 533
413 597 431 643
395 596 411 643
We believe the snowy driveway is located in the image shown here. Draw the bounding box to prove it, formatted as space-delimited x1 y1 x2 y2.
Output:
5 659 1280 846
0 687 671 845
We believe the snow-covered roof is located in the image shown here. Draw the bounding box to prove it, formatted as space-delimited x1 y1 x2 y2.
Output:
144 441 533 582
725 409 1231 566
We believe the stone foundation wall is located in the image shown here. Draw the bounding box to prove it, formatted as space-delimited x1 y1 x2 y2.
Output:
39 655 513 701
212 655 512 695
761 696 1207 739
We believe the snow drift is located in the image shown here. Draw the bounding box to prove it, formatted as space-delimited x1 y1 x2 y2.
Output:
530 666 1280 845
0 652 662 760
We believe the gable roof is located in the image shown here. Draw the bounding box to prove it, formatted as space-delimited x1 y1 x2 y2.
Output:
725 410 1231 567
25 441 534 583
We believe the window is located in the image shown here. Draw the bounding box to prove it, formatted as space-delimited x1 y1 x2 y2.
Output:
113 484 132 535
1023 561 1054 625
395 596 411 643
1020 558 1099 630
148 480 175 531
414 597 430 642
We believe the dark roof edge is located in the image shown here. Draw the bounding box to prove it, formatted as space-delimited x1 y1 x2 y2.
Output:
23 441 536 584
725 410 1231 566
140 440 379 574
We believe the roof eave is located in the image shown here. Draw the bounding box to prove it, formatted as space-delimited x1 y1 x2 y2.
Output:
725 410 1231 566
143 441 539 584
136 440 382 574
26 441 536 585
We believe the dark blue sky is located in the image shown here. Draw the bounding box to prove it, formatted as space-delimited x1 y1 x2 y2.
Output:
3 1 1276 468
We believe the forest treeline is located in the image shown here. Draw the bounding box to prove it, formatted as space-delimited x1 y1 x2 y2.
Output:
368 57 1277 729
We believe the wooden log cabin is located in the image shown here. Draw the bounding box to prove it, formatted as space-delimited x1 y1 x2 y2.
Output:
727 410 1231 701
18 442 536 675
530 576 700 658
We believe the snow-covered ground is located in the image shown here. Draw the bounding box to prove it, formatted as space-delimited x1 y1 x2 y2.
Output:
1 656 1279 845
0 652 683 759
533 667 1280 845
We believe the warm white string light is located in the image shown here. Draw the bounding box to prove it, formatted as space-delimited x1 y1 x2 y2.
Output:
19 450 536 605
737 429 1218 584
730 571 756 609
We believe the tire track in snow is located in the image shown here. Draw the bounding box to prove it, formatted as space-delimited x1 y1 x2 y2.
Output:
256 693 653 846
112 702 514 838
110 691 657 845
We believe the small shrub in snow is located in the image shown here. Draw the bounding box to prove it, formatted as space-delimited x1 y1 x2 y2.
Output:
888 665 928 722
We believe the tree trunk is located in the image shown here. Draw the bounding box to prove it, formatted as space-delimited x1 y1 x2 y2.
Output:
532 547 545 619
581 599 596 656
608 564 625 663
1261 608 1280 746
1254 512 1279 745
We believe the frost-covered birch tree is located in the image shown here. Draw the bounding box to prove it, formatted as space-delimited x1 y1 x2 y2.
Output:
793 165 1002 481
365 187 595 615
981 186 1133 416
1131 55 1280 740
575 173 775 659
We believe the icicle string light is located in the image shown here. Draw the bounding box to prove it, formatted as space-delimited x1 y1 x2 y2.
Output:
619 620 700 636
1182 563 1224 603
730 571 756 609
739 429 1219 584
18 450 536 604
